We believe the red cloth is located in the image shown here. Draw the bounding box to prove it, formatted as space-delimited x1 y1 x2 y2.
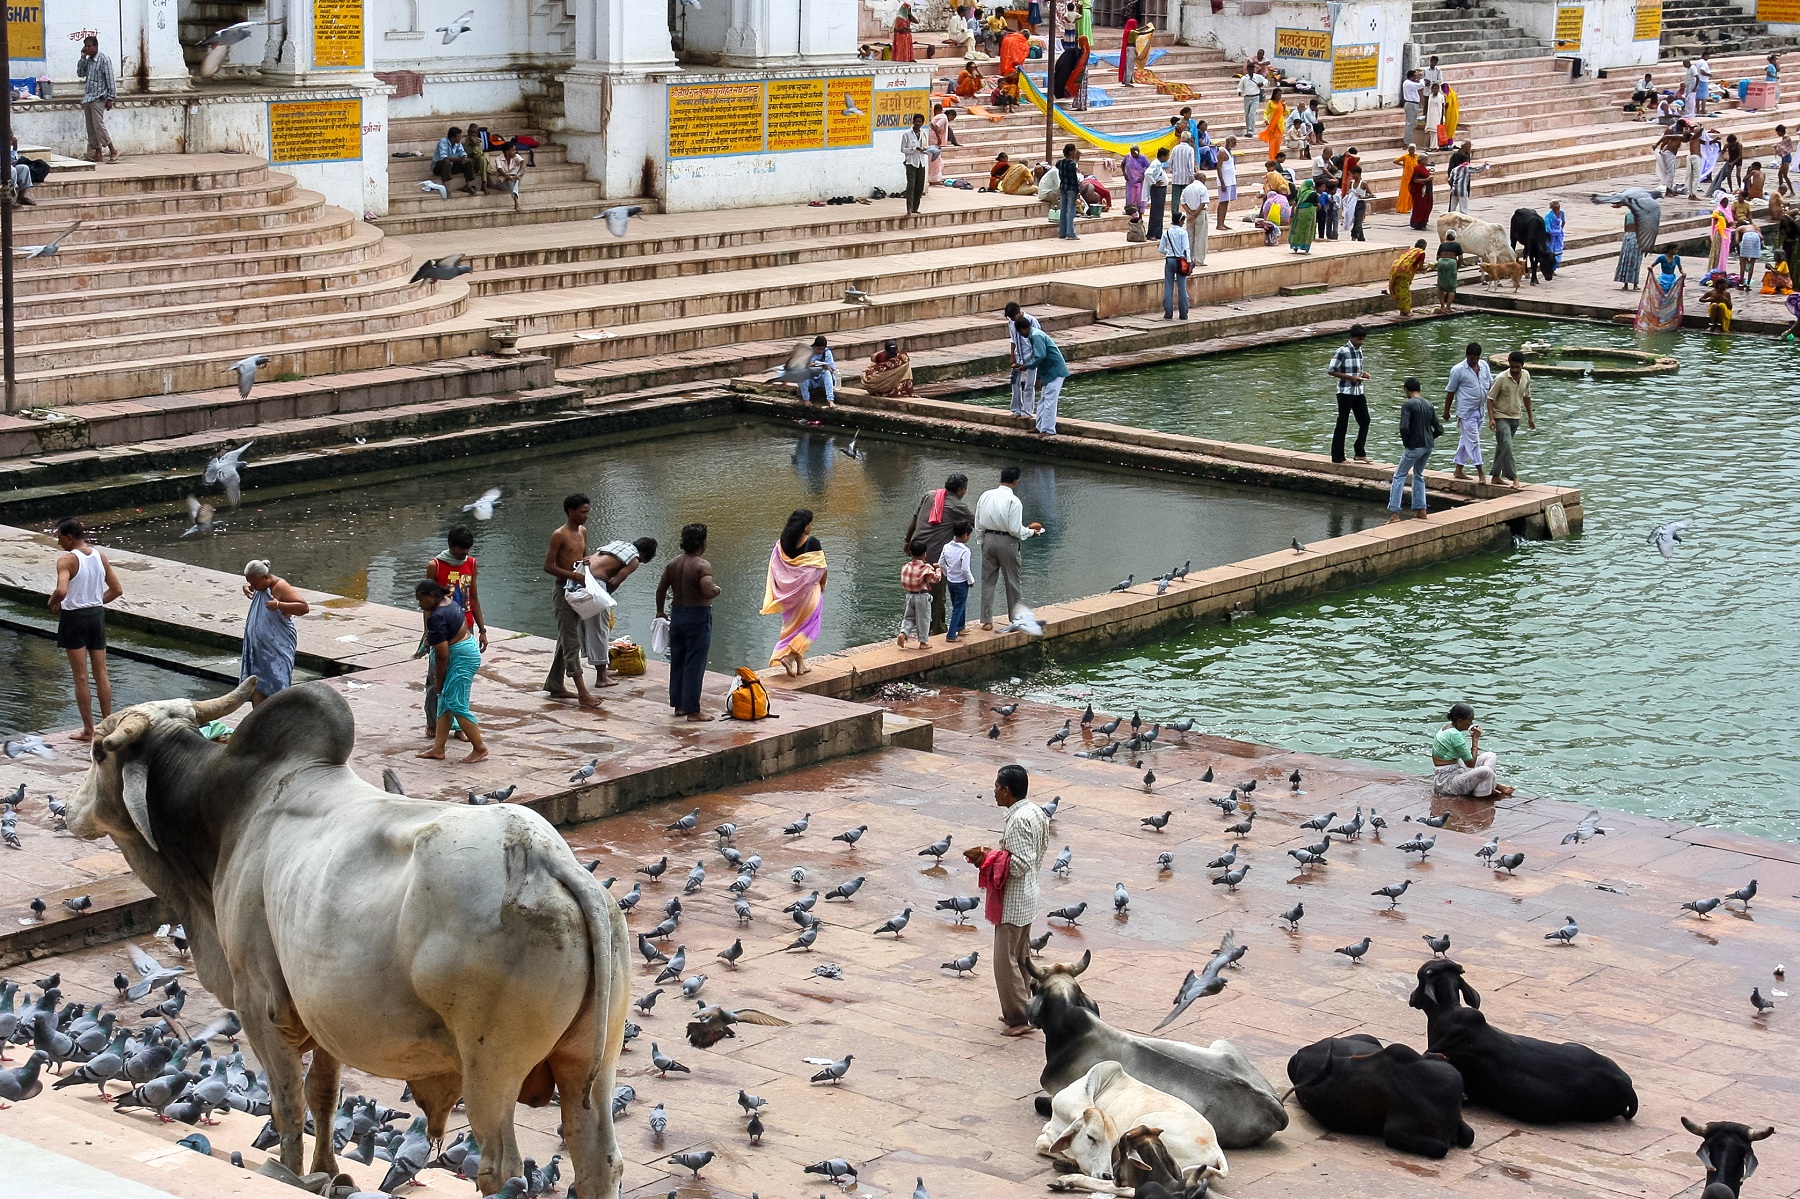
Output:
979 848 1012 925
927 487 947 524
1117 19 1137 83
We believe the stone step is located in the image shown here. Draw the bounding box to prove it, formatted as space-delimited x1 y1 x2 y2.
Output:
20 174 297 222
386 178 606 215
373 195 619 236
12 202 362 268
34 156 274 199
11 184 333 245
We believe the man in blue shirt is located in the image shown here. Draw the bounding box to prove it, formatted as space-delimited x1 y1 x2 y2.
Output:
1442 341 1492 483
433 126 477 193
1014 318 1069 435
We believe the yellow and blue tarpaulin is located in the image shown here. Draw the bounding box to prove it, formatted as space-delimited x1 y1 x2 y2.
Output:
1018 71 1180 156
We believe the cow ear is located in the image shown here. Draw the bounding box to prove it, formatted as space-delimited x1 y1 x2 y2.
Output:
121 760 160 853
1456 977 1481 1009
1695 1144 1716 1171
1049 1125 1079 1155
1743 1147 1758 1180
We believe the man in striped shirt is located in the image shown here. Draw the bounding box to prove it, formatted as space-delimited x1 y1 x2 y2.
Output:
77 37 118 164
1327 325 1372 463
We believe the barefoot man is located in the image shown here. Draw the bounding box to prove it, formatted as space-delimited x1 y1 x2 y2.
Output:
966 764 1049 1037
543 492 603 708
49 519 122 742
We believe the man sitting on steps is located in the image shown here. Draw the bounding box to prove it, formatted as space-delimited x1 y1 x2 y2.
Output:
432 126 478 195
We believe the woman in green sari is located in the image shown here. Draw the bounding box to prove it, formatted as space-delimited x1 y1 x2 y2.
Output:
1288 180 1318 254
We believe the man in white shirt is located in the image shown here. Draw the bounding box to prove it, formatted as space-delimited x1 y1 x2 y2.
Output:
978 763 1048 1035
1144 147 1171 239
1179 174 1210 264
1004 301 1039 418
1401 71 1423 138
1169 131 1197 214
974 467 1044 629
900 112 930 216
1693 55 1711 116
1422 55 1443 89
1158 213 1191 319
1236 70 1264 137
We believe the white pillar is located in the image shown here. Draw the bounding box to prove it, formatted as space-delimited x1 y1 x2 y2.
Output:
797 0 861 61
579 0 678 66
259 0 376 85
131 0 196 91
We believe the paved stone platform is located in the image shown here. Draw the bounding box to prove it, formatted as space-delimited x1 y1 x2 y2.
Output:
5 683 1797 1198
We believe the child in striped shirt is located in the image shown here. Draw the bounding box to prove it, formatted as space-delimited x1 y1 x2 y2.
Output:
898 539 944 649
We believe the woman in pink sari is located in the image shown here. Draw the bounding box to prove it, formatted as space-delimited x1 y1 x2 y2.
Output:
1122 145 1150 213
763 508 828 676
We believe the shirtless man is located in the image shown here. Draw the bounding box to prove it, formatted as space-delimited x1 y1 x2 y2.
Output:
583 535 658 688
542 493 601 708
1654 125 1685 194
49 519 123 741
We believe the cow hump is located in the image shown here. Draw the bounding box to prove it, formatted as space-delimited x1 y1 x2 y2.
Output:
224 682 356 768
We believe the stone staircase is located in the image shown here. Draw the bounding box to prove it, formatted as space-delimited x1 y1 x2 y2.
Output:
529 0 580 56
1407 1 1549 65
1657 0 1797 59
8 155 483 408
178 0 256 74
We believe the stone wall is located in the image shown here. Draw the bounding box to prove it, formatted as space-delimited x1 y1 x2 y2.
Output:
1180 0 1413 111
1484 0 1659 70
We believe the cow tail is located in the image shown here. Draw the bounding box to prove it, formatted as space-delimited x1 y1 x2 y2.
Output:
541 851 620 1110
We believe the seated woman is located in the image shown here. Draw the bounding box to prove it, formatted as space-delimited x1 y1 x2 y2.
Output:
1124 205 1147 242
1430 702 1513 799
860 340 916 397
1760 258 1794 294
987 152 1012 191
956 60 985 98
992 69 1022 111
995 157 1035 194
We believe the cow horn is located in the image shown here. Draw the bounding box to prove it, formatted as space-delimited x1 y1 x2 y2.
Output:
190 677 257 725
1068 949 1092 977
1748 1126 1775 1142
1681 1116 1710 1136
100 710 152 754
1023 955 1046 981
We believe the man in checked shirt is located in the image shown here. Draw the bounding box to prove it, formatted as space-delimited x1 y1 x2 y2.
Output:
967 764 1049 1036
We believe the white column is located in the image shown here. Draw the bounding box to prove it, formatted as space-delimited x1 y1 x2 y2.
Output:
797 0 861 61
134 0 197 91
260 0 376 85
579 0 678 66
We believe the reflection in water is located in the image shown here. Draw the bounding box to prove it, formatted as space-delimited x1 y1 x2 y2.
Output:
92 419 1363 679
977 314 1800 841
0 624 216 737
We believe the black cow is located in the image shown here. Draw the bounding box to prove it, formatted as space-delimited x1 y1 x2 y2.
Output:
1509 207 1558 284
1409 959 1637 1124
1286 1034 1474 1158
1683 1117 1775 1199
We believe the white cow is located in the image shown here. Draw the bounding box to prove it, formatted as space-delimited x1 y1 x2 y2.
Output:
1438 212 1518 265
64 679 631 1199
1038 1060 1228 1194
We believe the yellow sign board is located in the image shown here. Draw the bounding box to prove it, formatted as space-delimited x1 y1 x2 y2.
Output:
1554 6 1584 50
1756 0 1800 21
826 77 874 148
312 0 364 70
1633 0 1663 38
268 99 363 164
1274 27 1332 62
1331 43 1379 92
875 86 929 131
766 78 825 152
7 2 44 60
668 82 765 159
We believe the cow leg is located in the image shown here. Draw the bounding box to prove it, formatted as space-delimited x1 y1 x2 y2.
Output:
304 1047 343 1176
461 1057 526 1196
1384 1124 1452 1159
236 1005 308 1176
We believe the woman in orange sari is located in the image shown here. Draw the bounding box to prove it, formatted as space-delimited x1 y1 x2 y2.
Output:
1389 239 1428 317
1258 90 1287 161
763 509 828 676
891 3 916 61
1394 144 1418 217
999 27 1028 76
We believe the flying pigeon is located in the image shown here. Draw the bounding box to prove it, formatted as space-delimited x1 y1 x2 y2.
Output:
3 735 54 760
410 254 471 287
596 205 645 237
204 440 254 505
1647 518 1693 558
1561 809 1612 845
200 19 259 47
842 91 864 117
1154 930 1240 1030
182 501 222 542
940 950 980 976
436 10 475 43
19 220 81 259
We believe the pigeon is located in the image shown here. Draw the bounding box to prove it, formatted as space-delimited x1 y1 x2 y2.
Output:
789 867 806 885
747 1110 764 1143
1046 722 1071 748
992 703 1019 717
1040 796 1061 820
633 989 664 1014
2 1050 51 1102
1143 769 1157 790
805 1158 858 1182
1131 711 1142 734
1544 916 1580 944
807 1053 854 1084
842 90 864 117
1475 837 1499 863
638 856 669 881
918 836 952 864
685 1002 791 1048
29 896 46 920
1398 835 1436 860
597 205 645 237
734 897 753 923
177 501 218 548
639 934 670 966
1212 865 1250 891
913 1177 932 1199
714 822 738 843
1289 769 1303 791
1287 848 1327 872
1751 987 1776 1015
666 1149 713 1177
1207 845 1238 870
1029 930 1053 953
935 895 980 924
1079 703 1094 727
2 735 54 761
1155 851 1174 872
1292 537 1308 554
646 914 680 939
1368 809 1388 836
65 895 93 912
647 1102 667 1139
986 723 1001 740
1048 902 1087 925
1225 811 1256 837
1561 809 1612 844
175 1131 211 1154
874 908 912 937
1109 575 1134 593
824 876 865 900
570 758 600 784
1154 930 1239 1030
435 9 475 42
1141 811 1171 833
784 813 812 836
1095 716 1122 737
203 440 254 505
785 890 819 915
716 939 744 968
1647 517 1693 558
1423 933 1452 958
833 825 868 847
1113 883 1130 913
614 882 642 912
667 808 701 833
1335 937 1371 963
1495 852 1526 873
409 254 471 287
785 924 820 952
941 950 980 976
1156 574 1171 595
1300 811 1337 832
1280 901 1304 929
1197 762 1212 779
1681 897 1722 918
1330 812 1363 841
650 1043 690 1076
19 219 82 259
378 1118 432 1192
683 863 707 893
1726 880 1758 909
1372 880 1411 907
655 947 688 984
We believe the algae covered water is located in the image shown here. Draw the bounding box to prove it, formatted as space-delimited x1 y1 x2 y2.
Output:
977 314 1800 840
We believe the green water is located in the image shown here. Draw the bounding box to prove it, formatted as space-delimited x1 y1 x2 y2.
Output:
976 314 1800 841
0 622 219 738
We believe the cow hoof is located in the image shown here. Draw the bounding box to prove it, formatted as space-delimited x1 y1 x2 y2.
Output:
1034 1094 1053 1117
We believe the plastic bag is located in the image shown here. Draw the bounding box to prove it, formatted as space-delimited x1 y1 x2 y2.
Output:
608 639 646 676
650 615 671 656
563 565 615 620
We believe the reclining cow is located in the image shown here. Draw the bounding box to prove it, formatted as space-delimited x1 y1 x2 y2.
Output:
1026 951 1288 1148
1286 1034 1474 1158
1683 1117 1774 1199
63 680 631 1199
1038 1060 1228 1193
1409 959 1637 1124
